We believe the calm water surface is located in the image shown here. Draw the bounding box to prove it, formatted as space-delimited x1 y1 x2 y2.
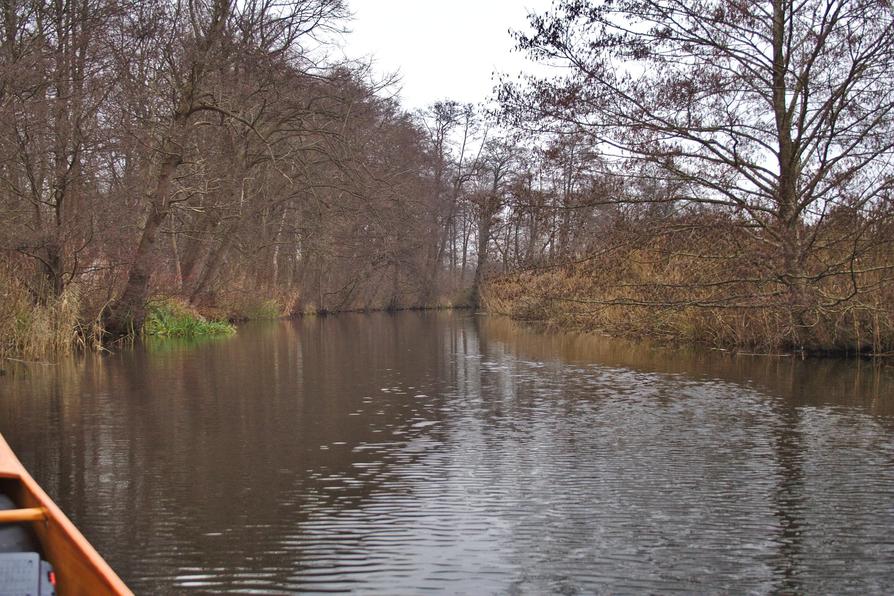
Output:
1 312 894 594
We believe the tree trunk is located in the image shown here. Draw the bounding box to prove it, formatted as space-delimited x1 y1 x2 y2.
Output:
103 205 170 336
104 145 183 337
271 209 288 289
472 179 501 307
172 233 183 289
472 211 491 308
772 0 808 350
188 225 235 306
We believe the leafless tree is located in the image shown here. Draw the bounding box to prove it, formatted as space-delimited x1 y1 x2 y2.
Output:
502 0 894 346
103 0 347 335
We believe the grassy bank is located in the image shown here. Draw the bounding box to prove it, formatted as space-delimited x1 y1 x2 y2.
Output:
0 270 241 361
482 270 894 355
481 220 894 356
0 274 469 362
0 265 95 364
143 300 236 337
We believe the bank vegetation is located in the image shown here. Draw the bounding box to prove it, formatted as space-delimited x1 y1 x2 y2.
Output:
488 0 894 355
2 0 893 360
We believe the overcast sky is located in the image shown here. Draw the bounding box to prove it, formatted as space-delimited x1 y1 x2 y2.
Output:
337 0 554 111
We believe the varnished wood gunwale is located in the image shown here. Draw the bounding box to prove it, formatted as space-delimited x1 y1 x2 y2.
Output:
0 433 132 596
0 506 47 523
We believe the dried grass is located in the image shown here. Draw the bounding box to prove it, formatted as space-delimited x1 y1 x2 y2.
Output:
482 221 894 355
0 265 87 362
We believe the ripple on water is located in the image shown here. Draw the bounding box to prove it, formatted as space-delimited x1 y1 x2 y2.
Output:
2 314 893 594
269 363 894 594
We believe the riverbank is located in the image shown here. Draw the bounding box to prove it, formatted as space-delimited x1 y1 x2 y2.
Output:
0 263 260 362
481 262 894 357
143 300 236 337
0 263 472 362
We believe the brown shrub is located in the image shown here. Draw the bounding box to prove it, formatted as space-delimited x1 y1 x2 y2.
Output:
482 217 894 355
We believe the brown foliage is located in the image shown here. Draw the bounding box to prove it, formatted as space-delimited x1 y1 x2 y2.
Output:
483 213 894 354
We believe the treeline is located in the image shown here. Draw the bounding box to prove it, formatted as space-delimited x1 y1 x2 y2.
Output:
483 0 894 355
0 0 496 358
2 0 894 359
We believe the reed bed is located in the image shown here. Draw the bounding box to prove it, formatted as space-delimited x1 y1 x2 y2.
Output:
0 265 88 363
482 219 894 355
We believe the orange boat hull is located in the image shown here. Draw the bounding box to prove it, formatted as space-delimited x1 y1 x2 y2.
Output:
0 433 132 596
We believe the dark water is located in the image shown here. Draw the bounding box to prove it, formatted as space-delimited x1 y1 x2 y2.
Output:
2 312 894 594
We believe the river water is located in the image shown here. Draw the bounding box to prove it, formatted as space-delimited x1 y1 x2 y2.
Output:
1 312 893 594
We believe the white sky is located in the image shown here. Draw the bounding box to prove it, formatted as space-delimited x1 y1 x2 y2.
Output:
337 0 555 111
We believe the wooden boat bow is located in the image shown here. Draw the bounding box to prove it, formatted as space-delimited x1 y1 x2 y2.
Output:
0 433 132 595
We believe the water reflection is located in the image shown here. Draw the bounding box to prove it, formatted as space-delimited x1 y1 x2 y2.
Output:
1 312 893 593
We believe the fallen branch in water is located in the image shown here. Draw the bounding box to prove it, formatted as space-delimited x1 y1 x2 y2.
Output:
2 357 58 366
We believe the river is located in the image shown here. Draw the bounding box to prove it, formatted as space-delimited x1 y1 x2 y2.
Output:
2 312 893 593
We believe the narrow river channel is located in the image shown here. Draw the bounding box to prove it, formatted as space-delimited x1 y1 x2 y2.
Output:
2 312 893 593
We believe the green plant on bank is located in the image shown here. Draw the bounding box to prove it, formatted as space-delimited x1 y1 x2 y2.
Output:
143 300 235 337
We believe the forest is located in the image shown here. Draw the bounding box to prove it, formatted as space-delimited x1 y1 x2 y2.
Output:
2 0 893 359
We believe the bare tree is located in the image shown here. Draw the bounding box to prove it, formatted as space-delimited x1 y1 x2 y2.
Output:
470 139 515 306
103 0 346 336
502 0 894 346
418 101 487 301
0 0 115 299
